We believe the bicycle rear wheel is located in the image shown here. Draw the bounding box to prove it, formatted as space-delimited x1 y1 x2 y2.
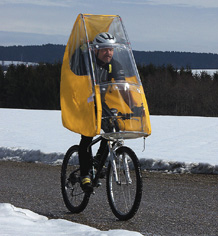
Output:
61 145 90 213
106 146 142 220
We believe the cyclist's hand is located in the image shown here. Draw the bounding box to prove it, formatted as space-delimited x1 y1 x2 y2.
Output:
80 44 87 52
131 106 144 117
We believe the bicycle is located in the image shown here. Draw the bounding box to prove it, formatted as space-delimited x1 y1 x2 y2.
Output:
61 111 143 221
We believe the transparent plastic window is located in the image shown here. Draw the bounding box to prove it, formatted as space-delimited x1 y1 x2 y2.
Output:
68 17 90 76
90 44 141 84
100 82 146 139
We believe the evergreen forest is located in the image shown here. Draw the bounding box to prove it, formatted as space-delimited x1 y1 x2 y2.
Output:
1 63 218 117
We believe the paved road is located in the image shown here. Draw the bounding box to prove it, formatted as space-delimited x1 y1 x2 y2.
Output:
0 161 217 236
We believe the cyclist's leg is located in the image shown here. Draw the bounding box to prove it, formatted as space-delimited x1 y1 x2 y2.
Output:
78 135 93 193
78 135 93 176
93 138 109 179
97 138 108 155
94 138 108 165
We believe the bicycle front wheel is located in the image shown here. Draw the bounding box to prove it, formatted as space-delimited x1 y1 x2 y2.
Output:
61 145 90 213
106 146 143 220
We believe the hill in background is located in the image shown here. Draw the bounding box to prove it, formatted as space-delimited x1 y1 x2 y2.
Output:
0 44 64 64
134 51 218 69
1 44 218 69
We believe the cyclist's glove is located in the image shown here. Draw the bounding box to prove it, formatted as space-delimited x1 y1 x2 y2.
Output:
131 106 144 117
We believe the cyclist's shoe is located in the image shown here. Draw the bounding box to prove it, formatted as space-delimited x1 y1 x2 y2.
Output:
80 175 93 194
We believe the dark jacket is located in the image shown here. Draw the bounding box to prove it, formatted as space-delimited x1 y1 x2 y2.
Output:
94 57 125 84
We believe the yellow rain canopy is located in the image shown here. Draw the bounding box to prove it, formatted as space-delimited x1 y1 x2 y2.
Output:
60 13 151 139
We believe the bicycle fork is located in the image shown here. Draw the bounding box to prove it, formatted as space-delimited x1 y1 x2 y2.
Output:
108 142 132 185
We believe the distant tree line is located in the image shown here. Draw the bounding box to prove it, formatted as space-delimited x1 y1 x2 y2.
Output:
0 63 61 110
139 64 218 117
0 63 218 117
1 44 218 69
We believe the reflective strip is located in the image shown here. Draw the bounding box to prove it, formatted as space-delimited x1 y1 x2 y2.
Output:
82 178 91 185
109 64 112 73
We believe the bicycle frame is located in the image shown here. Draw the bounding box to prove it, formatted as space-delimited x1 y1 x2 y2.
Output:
108 142 119 183
61 130 143 220
87 136 132 186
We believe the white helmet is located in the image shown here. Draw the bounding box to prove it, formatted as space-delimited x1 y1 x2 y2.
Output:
93 32 116 45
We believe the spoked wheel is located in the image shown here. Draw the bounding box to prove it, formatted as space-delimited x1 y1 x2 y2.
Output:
61 145 90 213
106 146 143 220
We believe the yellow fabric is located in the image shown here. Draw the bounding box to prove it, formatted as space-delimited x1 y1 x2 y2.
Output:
60 45 97 137
61 14 117 137
140 85 152 135
67 15 84 58
94 85 102 135
125 76 138 84
83 14 116 42
60 13 151 138
104 84 132 114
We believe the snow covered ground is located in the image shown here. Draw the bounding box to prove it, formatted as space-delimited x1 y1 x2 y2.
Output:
1 108 217 173
0 108 218 235
0 203 142 236
191 69 218 76
2 60 38 66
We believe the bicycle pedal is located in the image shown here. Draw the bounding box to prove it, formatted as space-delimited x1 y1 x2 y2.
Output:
96 182 102 187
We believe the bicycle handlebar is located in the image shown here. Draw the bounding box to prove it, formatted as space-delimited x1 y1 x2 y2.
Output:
117 112 142 119
117 112 133 120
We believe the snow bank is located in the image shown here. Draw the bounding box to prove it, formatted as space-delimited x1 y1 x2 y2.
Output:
0 203 143 236
140 158 218 174
0 147 64 165
1 147 217 174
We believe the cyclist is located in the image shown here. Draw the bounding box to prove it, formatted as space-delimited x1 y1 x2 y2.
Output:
79 32 137 193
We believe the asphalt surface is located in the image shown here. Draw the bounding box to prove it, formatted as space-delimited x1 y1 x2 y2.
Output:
0 161 217 236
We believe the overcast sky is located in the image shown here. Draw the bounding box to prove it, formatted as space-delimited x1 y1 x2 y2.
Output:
0 0 218 53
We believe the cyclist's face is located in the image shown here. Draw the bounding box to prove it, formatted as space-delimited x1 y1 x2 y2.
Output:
97 48 114 64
